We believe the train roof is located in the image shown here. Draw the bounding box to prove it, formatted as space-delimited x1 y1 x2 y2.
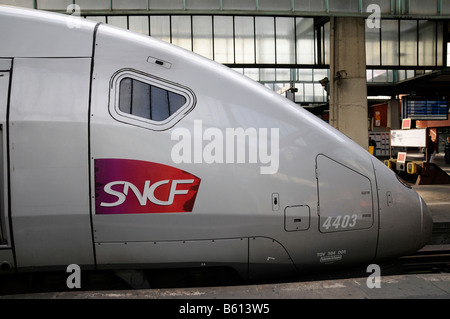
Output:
0 5 97 58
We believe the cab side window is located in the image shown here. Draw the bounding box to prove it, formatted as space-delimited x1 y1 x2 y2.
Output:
110 69 196 131
119 78 187 122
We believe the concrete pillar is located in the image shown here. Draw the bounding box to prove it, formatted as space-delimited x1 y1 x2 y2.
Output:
329 17 368 149
387 99 400 130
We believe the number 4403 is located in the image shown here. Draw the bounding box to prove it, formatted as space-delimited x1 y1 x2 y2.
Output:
322 214 357 230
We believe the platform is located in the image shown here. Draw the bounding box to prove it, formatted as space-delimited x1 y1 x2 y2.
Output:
410 154 450 245
1 273 449 300
414 183 450 229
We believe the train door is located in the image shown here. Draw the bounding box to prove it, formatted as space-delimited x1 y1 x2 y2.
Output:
315 154 378 265
8 58 94 269
0 59 13 268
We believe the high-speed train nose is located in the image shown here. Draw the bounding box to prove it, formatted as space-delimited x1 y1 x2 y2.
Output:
418 196 434 248
372 159 433 261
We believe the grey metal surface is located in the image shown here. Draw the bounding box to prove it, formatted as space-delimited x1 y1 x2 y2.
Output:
0 7 435 281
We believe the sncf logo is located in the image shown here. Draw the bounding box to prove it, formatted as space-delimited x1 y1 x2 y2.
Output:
101 180 194 207
95 159 201 214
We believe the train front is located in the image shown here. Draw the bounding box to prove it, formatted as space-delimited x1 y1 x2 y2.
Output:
371 157 433 261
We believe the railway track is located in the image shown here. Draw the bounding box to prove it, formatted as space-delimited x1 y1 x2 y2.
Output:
1 247 449 297
399 245 450 273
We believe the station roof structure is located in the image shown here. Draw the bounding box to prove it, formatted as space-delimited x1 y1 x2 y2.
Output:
3 0 450 19
1 0 450 110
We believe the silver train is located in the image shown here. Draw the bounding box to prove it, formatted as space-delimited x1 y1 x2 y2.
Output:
0 6 433 281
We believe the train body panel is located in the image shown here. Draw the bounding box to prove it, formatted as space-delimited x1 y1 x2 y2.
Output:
89 23 381 273
371 158 433 260
0 5 95 58
0 6 432 279
8 57 94 268
0 60 11 253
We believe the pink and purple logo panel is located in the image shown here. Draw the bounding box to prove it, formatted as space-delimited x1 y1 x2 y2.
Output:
95 158 201 214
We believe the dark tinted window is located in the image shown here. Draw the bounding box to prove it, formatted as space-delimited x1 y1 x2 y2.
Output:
119 78 187 121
